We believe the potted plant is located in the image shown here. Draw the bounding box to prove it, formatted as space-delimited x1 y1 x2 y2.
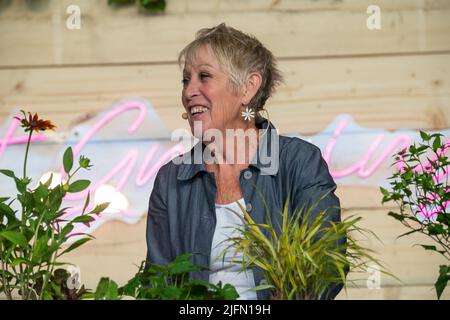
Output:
380 131 449 299
221 194 393 300
92 253 239 300
0 111 109 300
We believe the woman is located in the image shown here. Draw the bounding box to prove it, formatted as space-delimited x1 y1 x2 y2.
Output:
146 23 345 300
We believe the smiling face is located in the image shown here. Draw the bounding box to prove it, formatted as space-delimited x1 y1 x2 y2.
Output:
181 45 245 140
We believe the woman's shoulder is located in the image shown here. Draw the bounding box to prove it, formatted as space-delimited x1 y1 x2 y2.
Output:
279 135 321 158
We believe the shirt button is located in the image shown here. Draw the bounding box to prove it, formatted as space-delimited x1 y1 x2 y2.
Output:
244 170 252 180
246 202 253 212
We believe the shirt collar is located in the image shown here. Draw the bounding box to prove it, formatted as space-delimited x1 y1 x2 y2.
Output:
176 117 279 181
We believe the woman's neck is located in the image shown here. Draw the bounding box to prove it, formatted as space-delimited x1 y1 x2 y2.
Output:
205 123 260 173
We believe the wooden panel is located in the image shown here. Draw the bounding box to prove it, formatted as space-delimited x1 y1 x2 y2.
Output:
1 0 449 67
335 285 450 300
1 54 449 136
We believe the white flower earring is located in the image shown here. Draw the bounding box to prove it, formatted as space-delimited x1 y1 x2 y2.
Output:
241 106 255 121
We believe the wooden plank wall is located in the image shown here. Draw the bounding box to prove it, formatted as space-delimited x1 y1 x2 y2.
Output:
1 0 450 299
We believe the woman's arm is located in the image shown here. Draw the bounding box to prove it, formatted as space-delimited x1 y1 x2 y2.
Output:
291 143 347 300
146 164 173 266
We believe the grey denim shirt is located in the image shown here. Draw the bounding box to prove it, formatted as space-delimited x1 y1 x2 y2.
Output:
146 117 346 300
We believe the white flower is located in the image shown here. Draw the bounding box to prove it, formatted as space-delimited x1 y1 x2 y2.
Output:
241 107 255 121
66 265 81 290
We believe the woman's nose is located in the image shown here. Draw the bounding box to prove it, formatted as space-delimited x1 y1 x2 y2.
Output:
184 78 200 99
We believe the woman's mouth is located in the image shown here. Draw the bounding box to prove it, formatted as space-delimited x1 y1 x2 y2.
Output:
189 105 209 120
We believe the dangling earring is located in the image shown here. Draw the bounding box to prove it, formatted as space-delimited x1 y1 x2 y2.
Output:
182 112 188 120
257 108 271 137
241 106 255 121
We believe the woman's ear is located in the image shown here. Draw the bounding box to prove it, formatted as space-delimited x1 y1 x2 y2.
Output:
242 72 262 105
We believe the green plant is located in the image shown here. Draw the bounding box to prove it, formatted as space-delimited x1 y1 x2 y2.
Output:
221 194 392 300
380 131 450 299
108 0 166 14
34 268 90 300
0 111 109 300
92 253 239 300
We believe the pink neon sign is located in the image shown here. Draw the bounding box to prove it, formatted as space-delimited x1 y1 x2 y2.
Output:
1 102 449 234
322 117 412 178
0 119 47 158
57 102 184 221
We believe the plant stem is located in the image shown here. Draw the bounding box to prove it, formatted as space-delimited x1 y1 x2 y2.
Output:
1 244 13 300
23 130 33 180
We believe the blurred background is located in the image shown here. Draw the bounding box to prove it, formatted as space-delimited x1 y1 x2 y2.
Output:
0 0 449 299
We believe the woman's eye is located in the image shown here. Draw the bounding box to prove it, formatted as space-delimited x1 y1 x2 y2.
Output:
182 78 189 86
200 73 210 80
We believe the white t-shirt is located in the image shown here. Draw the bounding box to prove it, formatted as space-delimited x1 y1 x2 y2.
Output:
209 198 257 300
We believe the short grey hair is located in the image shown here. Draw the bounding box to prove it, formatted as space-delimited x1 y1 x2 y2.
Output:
178 23 283 116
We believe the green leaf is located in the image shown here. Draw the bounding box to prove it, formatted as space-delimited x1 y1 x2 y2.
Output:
89 202 110 215
60 224 75 239
419 245 437 251
380 187 389 197
95 277 119 300
160 286 181 300
420 131 430 142
11 258 28 267
0 169 15 178
72 215 95 227
68 180 90 193
82 192 91 214
138 0 166 13
435 265 450 299
0 231 29 249
15 177 29 193
433 135 442 152
59 237 92 256
427 224 445 236
63 147 74 174
0 203 18 223
108 0 135 6
32 234 50 263
119 276 140 297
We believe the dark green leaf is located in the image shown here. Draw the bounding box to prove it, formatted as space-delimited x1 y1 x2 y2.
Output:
0 203 18 223
32 233 50 262
427 224 445 236
68 180 90 193
60 224 74 239
72 215 95 227
59 237 92 256
15 177 29 193
63 147 74 174
108 0 135 6
138 0 166 12
419 245 437 251
420 131 430 142
435 265 450 299
0 169 15 178
433 135 442 152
